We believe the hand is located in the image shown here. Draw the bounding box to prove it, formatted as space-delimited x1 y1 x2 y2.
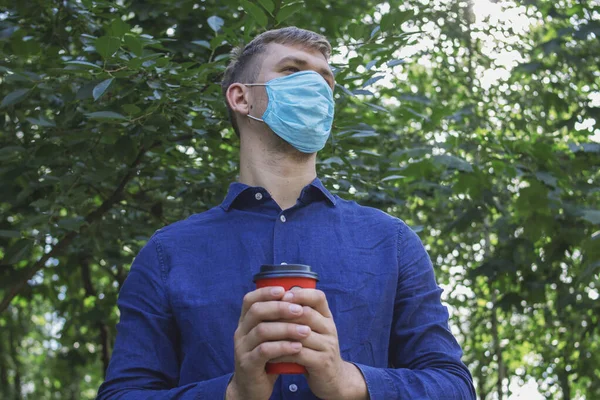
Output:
270 288 368 400
227 286 312 400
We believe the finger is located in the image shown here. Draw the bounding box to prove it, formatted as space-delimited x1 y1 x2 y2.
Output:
268 346 321 368
288 306 332 334
245 322 311 352
263 330 329 354
297 330 328 352
241 287 285 318
246 341 303 367
282 288 332 318
240 301 304 336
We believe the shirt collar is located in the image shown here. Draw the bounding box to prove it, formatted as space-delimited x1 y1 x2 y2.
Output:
220 177 336 211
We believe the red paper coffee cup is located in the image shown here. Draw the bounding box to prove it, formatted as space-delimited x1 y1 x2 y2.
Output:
253 264 319 375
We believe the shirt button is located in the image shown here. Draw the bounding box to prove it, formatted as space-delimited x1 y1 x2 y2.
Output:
289 383 298 392
280 215 287 223
255 192 263 201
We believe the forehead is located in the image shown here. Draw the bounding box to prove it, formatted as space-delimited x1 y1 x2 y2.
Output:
260 42 330 71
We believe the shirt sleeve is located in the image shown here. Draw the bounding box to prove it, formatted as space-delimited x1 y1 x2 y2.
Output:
352 220 476 400
96 235 233 400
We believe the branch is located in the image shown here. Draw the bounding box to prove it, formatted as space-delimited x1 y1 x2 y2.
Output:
0 146 148 314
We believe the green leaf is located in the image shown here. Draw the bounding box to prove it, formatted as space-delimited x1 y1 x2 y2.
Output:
95 36 121 59
214 53 231 62
128 57 143 69
351 131 378 138
576 260 600 285
582 143 600 153
207 16 224 33
411 225 424 233
122 103 141 115
0 146 26 161
387 59 406 67
380 10 414 32
241 0 269 27
64 60 102 70
155 57 169 68
322 156 344 165
362 75 385 88
257 0 275 14
432 154 473 172
370 25 381 39
124 34 144 56
114 135 137 162
276 2 304 23
336 84 355 97
86 111 128 121
517 62 542 73
25 116 56 127
535 171 558 188
366 59 379 70
380 14 394 32
0 230 21 238
347 22 366 40
57 217 86 231
365 102 388 113
381 175 406 182
581 209 600 225
108 18 130 38
569 142 600 153
399 94 432 105
76 81 99 100
93 78 114 101
4 239 33 265
191 40 211 49
1 88 30 108
352 89 374 96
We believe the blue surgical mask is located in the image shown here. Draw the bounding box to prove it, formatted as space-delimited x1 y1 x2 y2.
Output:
245 70 334 153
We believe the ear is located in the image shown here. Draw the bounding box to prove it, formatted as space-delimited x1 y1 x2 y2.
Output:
226 83 250 117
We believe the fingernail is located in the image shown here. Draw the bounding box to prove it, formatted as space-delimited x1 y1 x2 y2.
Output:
282 292 294 301
271 287 284 296
291 342 302 350
297 325 310 335
290 304 302 314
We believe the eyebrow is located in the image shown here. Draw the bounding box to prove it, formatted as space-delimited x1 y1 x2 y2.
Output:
276 55 335 84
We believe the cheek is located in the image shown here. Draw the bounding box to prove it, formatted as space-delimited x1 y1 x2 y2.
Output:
252 92 270 114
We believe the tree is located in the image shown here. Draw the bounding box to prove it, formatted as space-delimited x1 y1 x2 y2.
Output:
1 0 598 398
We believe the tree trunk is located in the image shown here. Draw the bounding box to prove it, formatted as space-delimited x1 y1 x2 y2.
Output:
475 360 489 400
0 330 9 397
8 314 22 400
491 288 505 400
558 370 571 400
80 258 111 377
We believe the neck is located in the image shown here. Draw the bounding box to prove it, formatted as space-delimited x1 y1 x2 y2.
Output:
238 133 317 211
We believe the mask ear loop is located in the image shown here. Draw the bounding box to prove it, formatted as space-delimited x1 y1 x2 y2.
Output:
247 114 264 122
243 83 267 122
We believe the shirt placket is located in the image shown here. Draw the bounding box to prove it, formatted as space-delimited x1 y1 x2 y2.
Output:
272 206 291 265
272 201 315 399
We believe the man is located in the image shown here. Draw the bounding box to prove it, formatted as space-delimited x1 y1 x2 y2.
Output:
97 27 476 400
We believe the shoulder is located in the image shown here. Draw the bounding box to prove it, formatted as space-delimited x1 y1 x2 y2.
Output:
334 195 423 245
334 195 401 228
151 206 225 245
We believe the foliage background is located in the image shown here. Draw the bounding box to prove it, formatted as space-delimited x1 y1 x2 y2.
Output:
1 0 599 398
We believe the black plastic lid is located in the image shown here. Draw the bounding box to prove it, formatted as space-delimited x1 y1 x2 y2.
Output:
253 264 319 282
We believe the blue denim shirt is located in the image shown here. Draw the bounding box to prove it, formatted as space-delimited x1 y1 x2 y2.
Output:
97 178 475 400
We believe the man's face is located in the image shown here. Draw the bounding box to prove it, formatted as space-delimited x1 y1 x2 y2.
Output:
247 42 335 122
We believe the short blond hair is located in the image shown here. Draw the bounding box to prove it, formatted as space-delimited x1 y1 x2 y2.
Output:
221 27 332 136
